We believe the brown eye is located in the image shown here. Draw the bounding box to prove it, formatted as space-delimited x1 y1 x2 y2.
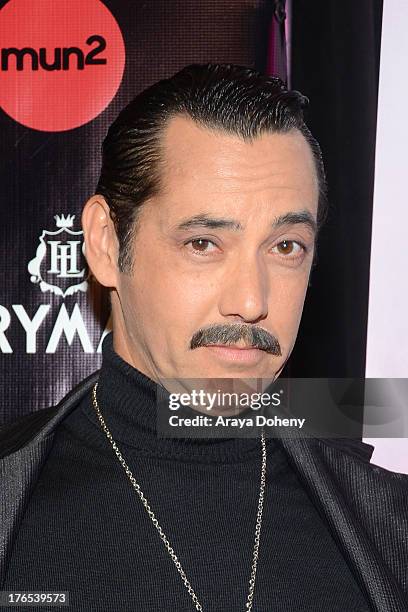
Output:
276 240 294 255
186 238 218 256
271 240 305 259
191 238 211 252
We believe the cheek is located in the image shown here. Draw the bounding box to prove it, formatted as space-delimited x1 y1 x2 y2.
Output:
132 230 216 307
126 255 218 339
269 273 309 336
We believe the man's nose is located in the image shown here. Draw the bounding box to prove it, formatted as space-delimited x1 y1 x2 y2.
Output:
218 253 269 323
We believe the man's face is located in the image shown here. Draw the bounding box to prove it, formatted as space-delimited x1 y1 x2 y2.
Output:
113 115 318 382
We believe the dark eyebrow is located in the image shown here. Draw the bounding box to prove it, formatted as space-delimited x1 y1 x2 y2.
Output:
174 209 317 236
272 210 317 236
175 214 244 231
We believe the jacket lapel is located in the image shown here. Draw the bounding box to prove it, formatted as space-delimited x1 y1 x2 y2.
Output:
0 437 55 586
278 436 408 611
0 370 99 587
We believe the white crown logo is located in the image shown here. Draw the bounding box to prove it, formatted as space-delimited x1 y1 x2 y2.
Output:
54 213 75 228
28 212 89 298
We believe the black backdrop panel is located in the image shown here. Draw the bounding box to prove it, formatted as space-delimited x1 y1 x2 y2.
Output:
289 0 383 379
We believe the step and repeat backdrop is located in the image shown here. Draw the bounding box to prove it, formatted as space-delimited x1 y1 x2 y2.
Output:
0 0 281 420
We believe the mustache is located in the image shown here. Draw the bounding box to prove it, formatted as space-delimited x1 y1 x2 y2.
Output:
190 323 282 355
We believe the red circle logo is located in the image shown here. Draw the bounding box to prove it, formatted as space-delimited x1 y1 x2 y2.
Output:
0 0 125 132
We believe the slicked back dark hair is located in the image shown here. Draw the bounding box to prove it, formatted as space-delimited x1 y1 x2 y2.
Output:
96 63 328 274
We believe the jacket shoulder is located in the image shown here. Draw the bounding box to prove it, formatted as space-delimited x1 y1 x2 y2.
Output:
319 437 408 486
0 369 100 459
0 406 59 459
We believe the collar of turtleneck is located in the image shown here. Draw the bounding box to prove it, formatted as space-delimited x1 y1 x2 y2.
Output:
81 332 266 463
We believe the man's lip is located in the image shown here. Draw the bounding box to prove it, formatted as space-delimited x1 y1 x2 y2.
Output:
204 344 260 350
201 344 265 364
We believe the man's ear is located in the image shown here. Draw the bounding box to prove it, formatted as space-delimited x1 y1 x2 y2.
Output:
81 195 119 288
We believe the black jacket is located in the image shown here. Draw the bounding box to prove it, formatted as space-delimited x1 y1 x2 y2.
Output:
0 371 407 611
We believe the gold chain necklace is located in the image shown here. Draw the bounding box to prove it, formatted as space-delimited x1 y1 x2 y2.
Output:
91 381 267 611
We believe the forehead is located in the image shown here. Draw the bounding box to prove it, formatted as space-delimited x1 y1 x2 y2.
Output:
159 115 318 207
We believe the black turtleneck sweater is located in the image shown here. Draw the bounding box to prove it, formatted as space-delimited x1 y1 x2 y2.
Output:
3 333 370 611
